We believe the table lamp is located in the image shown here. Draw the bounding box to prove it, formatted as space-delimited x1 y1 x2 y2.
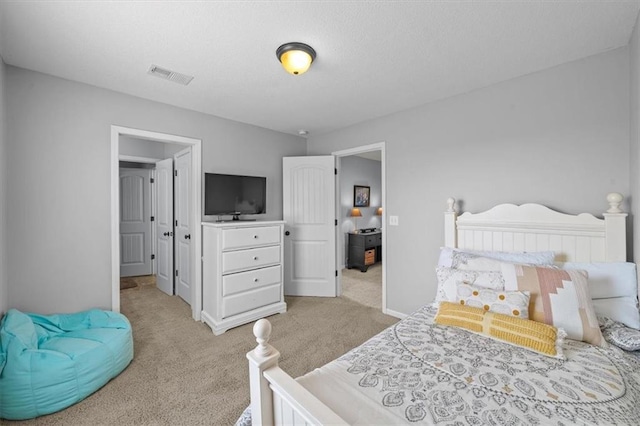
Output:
350 208 362 233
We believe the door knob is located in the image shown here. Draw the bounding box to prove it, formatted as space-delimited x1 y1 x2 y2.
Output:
285 231 290 236
185 234 191 240
163 231 169 236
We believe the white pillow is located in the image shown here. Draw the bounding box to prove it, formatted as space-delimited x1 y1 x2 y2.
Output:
438 247 555 270
433 267 505 307
561 262 639 330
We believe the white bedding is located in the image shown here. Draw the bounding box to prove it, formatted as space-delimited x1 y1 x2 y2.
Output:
296 306 640 425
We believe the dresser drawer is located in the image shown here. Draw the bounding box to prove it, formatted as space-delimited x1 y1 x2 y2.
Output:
222 284 281 318
365 234 380 247
222 245 281 274
222 265 281 297
222 226 281 250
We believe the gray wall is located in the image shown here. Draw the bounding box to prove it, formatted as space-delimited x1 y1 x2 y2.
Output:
631 15 640 269
0 58 6 316
6 66 306 314
309 48 631 316
339 156 382 266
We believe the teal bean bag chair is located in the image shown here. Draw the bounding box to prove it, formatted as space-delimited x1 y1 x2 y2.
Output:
0 308 133 420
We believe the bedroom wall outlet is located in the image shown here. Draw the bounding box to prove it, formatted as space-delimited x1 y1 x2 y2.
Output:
389 215 399 226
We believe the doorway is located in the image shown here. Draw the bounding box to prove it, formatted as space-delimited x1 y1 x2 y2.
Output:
333 142 387 314
111 126 202 321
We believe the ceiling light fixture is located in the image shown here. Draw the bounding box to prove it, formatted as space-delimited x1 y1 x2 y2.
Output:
276 42 316 75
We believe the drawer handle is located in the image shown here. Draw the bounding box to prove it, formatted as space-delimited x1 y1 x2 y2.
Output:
253 235 258 239
253 256 258 260
254 278 259 282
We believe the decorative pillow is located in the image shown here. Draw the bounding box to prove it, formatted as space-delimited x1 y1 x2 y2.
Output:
438 247 555 270
500 263 607 347
433 267 504 307
456 283 530 319
561 262 639 329
435 302 565 358
606 328 640 351
600 317 640 351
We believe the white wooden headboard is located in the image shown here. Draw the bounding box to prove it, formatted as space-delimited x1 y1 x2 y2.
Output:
444 193 627 263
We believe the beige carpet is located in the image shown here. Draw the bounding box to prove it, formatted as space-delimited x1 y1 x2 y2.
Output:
341 263 382 309
7 283 397 425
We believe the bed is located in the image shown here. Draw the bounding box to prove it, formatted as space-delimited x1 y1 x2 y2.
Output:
242 193 640 425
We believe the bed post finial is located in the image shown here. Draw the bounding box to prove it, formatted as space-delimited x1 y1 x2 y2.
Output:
247 319 280 425
446 197 456 213
606 192 624 214
253 319 273 357
444 198 458 248
603 193 627 262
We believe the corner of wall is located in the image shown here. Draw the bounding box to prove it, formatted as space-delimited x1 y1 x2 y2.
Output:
630 11 640 265
0 55 8 316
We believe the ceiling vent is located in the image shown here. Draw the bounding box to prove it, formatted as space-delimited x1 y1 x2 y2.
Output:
148 65 194 86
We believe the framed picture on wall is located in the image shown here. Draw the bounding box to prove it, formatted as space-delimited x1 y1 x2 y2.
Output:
354 185 370 207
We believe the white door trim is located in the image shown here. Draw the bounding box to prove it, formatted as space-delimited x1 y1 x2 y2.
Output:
119 154 163 164
111 125 203 321
332 142 387 315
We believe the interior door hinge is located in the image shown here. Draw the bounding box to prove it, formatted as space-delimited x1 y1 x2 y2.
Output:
151 254 155 260
334 168 337 175
150 216 155 222
335 219 338 226
175 270 179 277
150 178 154 184
175 220 178 226
335 270 338 277
174 170 177 177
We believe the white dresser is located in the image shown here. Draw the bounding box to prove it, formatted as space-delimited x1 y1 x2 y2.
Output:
201 220 286 335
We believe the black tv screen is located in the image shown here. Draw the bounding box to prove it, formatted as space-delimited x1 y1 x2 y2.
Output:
204 173 266 216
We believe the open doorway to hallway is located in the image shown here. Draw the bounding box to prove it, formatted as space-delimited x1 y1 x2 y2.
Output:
110 126 202 320
118 137 189 303
334 145 386 312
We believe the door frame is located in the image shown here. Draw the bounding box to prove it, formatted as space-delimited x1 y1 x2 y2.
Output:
332 142 387 315
111 125 203 321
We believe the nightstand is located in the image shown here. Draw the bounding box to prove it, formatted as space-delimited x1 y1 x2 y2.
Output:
347 231 382 272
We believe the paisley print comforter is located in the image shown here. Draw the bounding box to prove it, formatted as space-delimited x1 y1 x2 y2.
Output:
296 306 640 425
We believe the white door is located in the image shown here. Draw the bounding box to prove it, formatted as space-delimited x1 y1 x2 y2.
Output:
174 148 192 304
119 168 152 277
156 158 174 296
283 156 336 296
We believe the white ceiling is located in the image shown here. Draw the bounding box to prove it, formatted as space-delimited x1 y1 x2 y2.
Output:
1 1 638 137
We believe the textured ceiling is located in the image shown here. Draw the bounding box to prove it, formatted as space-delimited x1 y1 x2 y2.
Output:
1 1 638 137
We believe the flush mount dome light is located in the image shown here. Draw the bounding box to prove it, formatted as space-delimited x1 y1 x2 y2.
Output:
276 42 316 75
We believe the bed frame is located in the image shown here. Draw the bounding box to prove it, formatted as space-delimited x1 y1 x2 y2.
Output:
246 193 628 426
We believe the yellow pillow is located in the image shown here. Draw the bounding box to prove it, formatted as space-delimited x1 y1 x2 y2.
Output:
435 302 565 358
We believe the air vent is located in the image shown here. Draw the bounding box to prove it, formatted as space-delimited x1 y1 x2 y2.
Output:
148 65 194 86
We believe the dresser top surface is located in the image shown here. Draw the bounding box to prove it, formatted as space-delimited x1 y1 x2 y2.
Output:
202 220 284 228
349 230 382 236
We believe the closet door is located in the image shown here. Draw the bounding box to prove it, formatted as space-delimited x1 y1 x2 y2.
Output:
155 158 174 296
174 148 192 304
119 168 152 277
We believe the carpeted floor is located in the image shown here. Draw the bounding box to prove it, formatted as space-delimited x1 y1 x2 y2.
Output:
7 281 397 425
341 263 382 309
120 275 156 290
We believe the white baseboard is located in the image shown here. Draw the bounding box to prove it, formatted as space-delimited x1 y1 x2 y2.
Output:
383 308 407 319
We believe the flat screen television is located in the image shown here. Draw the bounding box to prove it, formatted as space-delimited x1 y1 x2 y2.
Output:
204 173 266 219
